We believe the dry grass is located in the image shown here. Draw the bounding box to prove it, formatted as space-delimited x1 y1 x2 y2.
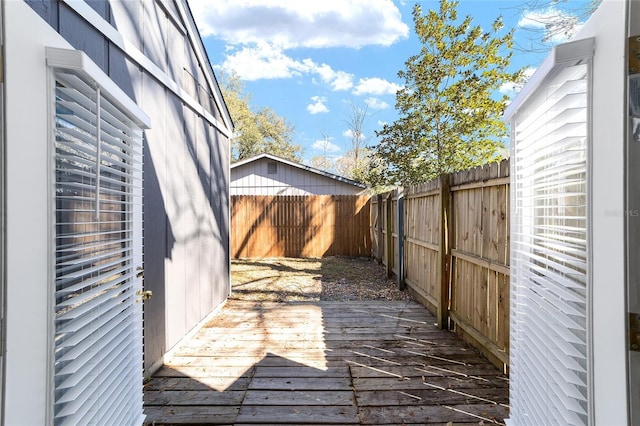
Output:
230 256 413 302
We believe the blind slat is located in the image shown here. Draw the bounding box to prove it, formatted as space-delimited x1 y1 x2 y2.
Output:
510 62 590 425
53 68 144 425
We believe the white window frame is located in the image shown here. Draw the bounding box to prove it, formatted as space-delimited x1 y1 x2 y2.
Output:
504 37 595 426
46 47 150 425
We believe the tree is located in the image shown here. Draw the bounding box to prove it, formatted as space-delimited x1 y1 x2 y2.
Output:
219 72 303 162
309 132 336 173
335 148 371 182
343 102 369 182
372 0 521 186
514 0 602 53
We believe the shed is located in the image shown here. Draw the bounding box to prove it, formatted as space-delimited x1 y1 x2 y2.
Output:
504 0 637 424
0 0 232 424
231 153 367 195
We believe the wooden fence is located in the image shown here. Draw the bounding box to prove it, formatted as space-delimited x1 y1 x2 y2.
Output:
232 195 371 258
371 160 510 370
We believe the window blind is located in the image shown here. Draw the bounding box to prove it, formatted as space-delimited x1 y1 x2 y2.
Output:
53 68 144 425
510 62 590 425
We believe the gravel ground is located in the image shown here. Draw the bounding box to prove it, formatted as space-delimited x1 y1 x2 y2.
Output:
230 256 413 302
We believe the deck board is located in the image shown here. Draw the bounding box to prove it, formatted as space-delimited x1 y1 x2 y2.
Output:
144 300 509 425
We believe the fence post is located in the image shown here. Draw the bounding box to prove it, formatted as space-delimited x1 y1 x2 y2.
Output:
377 194 383 261
386 192 394 278
436 174 451 329
397 190 405 290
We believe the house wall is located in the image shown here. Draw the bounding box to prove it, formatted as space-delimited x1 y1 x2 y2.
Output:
231 158 364 195
4 3 68 423
18 0 231 380
575 2 629 423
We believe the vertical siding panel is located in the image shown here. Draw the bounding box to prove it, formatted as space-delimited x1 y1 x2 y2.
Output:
163 96 187 350
142 0 168 73
141 71 168 372
182 107 200 330
59 3 108 69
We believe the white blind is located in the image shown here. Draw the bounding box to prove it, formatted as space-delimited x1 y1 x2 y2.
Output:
510 63 590 426
53 69 144 425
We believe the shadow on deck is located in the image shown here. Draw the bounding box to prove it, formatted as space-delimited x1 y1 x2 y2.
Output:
144 300 509 425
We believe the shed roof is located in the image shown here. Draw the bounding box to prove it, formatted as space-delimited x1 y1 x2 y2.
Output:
231 153 367 189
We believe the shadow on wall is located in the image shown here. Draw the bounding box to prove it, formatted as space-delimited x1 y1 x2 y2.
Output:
25 0 231 374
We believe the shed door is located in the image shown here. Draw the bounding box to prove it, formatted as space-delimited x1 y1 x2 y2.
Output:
52 68 144 424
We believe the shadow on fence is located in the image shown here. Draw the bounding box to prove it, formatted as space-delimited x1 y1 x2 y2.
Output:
232 195 371 259
372 159 510 371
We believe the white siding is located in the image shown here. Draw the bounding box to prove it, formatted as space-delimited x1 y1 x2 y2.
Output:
231 158 364 195
584 2 628 424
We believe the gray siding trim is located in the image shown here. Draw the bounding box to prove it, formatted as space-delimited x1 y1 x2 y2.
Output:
59 0 232 138
155 0 186 35
173 0 233 130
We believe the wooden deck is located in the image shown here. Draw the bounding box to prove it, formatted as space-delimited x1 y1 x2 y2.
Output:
144 300 509 425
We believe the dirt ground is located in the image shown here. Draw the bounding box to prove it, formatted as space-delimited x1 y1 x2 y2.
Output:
230 256 413 302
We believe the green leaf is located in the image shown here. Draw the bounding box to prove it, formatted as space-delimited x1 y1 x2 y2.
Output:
372 0 519 186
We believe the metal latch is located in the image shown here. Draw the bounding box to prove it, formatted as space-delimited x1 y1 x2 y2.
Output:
136 266 144 279
630 313 640 351
136 290 153 302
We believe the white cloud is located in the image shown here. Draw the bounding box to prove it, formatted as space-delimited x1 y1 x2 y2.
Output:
312 139 341 152
189 0 409 49
307 60 354 91
499 67 537 96
307 96 329 114
343 129 366 140
352 77 402 96
518 9 582 43
218 44 355 90
364 97 390 110
217 42 309 80
377 120 388 127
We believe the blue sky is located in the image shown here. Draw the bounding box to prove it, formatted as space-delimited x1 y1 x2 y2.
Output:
189 0 596 164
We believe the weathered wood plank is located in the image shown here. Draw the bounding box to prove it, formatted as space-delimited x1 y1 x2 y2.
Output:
248 377 352 390
186 331 458 345
144 390 246 406
236 405 360 424
352 376 509 391
242 390 354 406
252 366 350 378
356 387 509 406
358 403 509 425
152 365 255 378
146 300 509 425
143 405 239 425
172 344 486 361
349 363 507 379
145 377 251 391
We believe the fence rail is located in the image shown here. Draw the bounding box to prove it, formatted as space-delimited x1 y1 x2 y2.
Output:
372 160 510 370
232 195 371 258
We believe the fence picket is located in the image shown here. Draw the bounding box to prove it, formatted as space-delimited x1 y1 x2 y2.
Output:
370 159 510 370
231 195 371 258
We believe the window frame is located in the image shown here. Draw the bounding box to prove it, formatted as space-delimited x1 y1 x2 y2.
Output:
46 47 150 425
